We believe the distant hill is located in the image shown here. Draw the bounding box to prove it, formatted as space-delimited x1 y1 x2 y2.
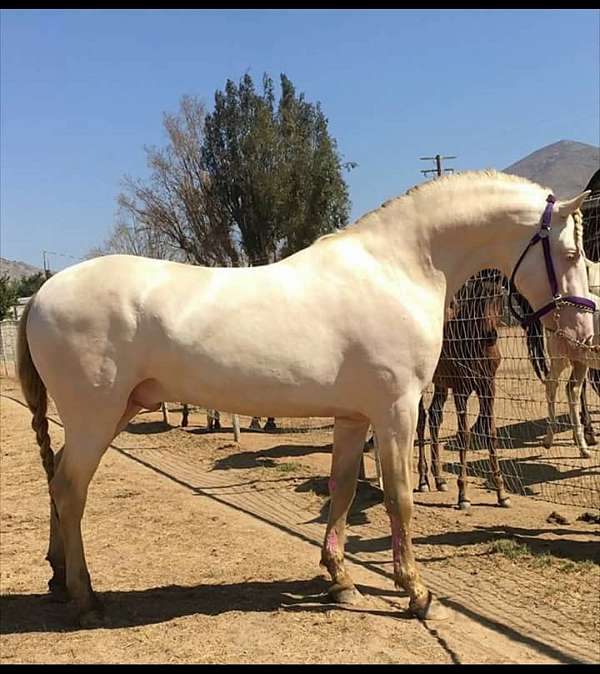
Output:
0 257 43 281
504 140 599 198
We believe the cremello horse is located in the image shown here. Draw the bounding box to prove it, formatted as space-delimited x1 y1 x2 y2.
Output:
541 259 600 456
18 171 598 626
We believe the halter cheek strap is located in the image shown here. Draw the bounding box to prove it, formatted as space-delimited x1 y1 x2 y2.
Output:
509 195 596 327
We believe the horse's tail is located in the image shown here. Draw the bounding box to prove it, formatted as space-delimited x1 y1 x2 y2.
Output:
525 318 549 382
17 295 54 483
512 292 549 381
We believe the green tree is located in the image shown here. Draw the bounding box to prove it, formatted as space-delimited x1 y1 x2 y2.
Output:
16 272 47 297
202 73 352 265
115 96 240 267
112 74 352 269
0 274 19 320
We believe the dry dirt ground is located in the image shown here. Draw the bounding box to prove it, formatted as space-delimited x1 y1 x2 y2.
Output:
1 376 599 664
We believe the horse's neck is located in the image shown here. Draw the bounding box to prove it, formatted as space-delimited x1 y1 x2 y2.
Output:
359 179 545 300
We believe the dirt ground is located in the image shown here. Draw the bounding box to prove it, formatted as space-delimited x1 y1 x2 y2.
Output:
1 376 599 664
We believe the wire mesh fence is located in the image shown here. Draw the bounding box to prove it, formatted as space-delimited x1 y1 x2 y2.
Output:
418 279 599 511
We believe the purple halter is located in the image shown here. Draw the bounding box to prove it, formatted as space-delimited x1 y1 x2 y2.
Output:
508 195 596 327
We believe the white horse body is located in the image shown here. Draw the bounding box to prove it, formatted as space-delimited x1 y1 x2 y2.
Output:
29 238 442 423
19 171 596 625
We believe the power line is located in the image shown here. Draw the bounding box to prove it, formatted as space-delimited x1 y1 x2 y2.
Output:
42 250 83 278
420 154 457 178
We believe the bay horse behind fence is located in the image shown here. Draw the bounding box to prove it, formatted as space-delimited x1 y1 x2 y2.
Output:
416 272 510 509
18 172 598 626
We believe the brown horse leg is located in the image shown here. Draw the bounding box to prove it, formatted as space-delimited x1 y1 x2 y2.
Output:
453 391 471 510
477 379 510 507
429 385 448 491
580 381 597 447
249 416 262 430
416 397 430 491
181 403 189 428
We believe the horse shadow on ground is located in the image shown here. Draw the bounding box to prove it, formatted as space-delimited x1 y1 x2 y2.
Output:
436 452 600 499
293 477 383 526
439 414 578 453
125 420 173 435
0 577 408 635
211 443 332 471
345 523 599 565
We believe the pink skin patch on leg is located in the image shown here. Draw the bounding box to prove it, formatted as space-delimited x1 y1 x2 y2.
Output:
325 529 338 556
328 478 336 494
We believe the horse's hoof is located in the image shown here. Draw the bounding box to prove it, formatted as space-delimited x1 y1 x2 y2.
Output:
499 497 511 508
411 592 450 621
329 584 362 605
458 500 471 511
436 481 448 492
418 483 430 493
580 448 592 459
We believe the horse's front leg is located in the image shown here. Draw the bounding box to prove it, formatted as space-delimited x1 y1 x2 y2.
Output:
568 362 591 458
416 398 430 492
428 385 449 492
321 416 370 605
373 398 447 620
543 357 565 449
453 391 471 510
580 381 597 447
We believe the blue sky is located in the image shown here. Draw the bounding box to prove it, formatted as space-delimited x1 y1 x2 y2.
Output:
1 9 599 271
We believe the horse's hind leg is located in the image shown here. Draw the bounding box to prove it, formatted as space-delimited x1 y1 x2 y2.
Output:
321 415 370 605
429 385 448 491
453 391 471 510
49 420 116 626
477 379 510 507
50 391 142 626
567 362 591 458
46 447 67 601
580 381 597 447
416 398 430 492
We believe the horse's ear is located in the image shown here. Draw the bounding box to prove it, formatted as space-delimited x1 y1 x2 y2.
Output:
558 191 591 217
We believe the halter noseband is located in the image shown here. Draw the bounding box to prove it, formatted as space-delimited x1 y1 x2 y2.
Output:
508 194 596 327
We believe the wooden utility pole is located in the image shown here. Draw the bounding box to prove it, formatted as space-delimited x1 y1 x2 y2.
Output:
420 154 457 178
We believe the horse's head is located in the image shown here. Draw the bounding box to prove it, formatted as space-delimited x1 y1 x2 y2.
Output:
511 191 596 358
